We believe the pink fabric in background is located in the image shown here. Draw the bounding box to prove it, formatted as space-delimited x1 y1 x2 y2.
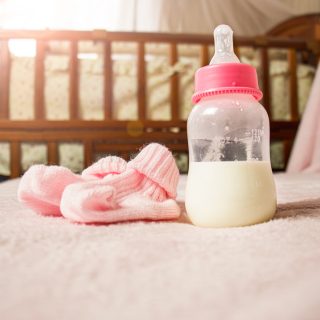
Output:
287 63 320 173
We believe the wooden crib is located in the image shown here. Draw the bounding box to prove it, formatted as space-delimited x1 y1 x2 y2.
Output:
0 14 319 178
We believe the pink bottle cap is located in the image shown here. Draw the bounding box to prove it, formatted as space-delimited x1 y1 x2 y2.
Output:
192 25 263 104
192 63 263 103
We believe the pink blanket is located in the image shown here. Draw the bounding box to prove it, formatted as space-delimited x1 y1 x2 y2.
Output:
1 174 320 320
287 63 320 172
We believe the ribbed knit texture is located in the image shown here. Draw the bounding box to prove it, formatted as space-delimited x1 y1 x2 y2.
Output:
17 165 82 216
128 143 179 198
18 143 181 224
60 144 181 223
82 156 127 179
18 157 128 217
101 169 170 203
60 182 180 224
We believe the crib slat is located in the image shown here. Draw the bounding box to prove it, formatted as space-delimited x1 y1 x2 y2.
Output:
103 41 113 119
47 142 58 165
137 42 146 120
170 43 179 120
10 142 21 178
119 151 130 161
288 49 298 120
261 49 271 117
0 40 10 119
69 41 79 119
200 45 209 66
35 40 45 119
84 140 93 168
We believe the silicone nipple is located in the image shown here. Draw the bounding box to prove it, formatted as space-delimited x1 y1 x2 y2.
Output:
210 24 240 65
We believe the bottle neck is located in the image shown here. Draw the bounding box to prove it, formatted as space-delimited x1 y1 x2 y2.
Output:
199 93 256 103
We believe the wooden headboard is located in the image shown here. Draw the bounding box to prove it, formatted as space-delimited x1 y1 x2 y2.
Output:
0 14 319 178
267 13 320 39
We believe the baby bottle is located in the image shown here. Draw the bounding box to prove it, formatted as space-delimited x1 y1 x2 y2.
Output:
185 25 277 228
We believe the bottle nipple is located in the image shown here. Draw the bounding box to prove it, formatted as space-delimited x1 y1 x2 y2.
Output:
210 24 240 65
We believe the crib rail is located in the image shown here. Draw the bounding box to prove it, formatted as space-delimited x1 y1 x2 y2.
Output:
0 29 318 178
0 120 188 177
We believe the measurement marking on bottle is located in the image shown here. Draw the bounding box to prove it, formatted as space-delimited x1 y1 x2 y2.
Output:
251 129 264 142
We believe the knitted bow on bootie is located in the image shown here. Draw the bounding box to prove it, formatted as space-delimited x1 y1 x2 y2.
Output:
18 143 181 224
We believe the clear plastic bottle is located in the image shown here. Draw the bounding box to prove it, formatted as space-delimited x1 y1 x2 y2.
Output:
185 25 277 227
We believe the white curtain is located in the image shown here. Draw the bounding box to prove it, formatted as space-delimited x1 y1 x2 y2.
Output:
0 0 319 34
130 0 320 35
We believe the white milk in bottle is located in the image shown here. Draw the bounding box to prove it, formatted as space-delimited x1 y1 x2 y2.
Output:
185 25 277 228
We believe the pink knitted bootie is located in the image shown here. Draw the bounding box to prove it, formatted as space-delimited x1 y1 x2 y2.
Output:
60 143 181 224
18 165 82 216
18 156 127 216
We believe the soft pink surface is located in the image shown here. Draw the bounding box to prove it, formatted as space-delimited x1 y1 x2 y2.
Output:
1 173 320 320
287 63 320 173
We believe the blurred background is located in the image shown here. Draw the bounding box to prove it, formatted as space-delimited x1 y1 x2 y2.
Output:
0 0 319 34
0 0 319 180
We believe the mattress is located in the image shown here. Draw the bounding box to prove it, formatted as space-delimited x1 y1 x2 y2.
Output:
0 173 320 320
0 44 315 175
